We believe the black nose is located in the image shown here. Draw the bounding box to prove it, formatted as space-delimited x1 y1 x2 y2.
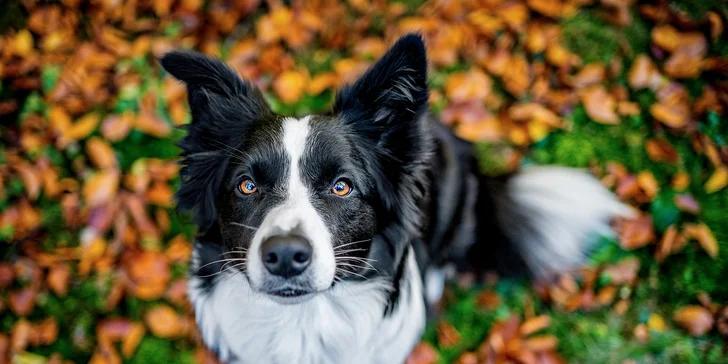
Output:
260 235 312 278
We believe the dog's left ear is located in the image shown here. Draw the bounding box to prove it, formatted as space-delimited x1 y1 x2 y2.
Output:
333 33 428 130
333 34 430 231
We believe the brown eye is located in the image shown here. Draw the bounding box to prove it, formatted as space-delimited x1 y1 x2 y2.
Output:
239 178 257 194
331 179 352 196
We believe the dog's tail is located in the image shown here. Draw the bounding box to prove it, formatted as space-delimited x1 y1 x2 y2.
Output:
483 166 635 278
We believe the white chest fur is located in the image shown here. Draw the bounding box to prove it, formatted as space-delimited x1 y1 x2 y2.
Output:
189 249 426 364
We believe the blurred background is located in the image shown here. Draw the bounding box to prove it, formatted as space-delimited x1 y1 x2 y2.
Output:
0 0 727 363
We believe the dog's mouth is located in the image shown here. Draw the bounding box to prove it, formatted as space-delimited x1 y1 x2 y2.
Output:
269 288 311 297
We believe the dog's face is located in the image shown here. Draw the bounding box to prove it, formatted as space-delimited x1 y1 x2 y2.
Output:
161 34 430 303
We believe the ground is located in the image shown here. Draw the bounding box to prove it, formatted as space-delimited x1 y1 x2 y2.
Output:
0 0 727 363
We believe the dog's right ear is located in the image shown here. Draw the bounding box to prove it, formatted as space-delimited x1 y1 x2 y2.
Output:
160 51 271 230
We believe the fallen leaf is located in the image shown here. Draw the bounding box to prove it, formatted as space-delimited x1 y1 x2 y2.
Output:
520 315 551 336
704 166 728 193
581 85 619 124
82 170 120 208
637 171 659 200
674 194 700 214
144 305 186 338
405 343 439 364
436 321 461 349
86 137 117 169
274 70 308 104
647 314 667 332
47 265 71 297
634 324 649 342
645 139 680 164
684 223 719 258
445 69 492 104
524 335 558 352
674 305 714 336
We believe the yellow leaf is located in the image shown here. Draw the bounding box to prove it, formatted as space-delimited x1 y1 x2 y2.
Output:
67 112 101 141
82 170 120 207
581 86 619 124
684 223 719 259
647 314 667 332
86 137 117 169
274 70 308 104
704 166 728 193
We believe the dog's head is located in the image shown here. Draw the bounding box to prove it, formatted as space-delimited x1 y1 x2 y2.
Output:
161 34 431 303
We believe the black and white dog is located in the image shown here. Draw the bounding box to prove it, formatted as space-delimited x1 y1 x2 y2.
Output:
160 34 632 364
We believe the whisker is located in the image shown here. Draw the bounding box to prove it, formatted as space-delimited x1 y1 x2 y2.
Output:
222 249 248 256
337 256 377 263
337 258 377 271
196 258 247 271
336 263 369 271
229 222 259 231
335 268 368 280
333 239 372 251
196 261 246 278
333 248 367 255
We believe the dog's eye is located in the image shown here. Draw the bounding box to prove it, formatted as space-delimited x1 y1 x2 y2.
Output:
331 179 352 196
239 178 257 195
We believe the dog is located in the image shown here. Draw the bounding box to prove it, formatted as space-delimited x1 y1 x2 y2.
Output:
160 34 632 364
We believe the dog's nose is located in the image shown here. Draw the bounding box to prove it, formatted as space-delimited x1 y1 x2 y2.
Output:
260 235 312 277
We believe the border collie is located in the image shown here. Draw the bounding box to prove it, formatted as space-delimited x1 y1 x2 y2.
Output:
160 34 632 364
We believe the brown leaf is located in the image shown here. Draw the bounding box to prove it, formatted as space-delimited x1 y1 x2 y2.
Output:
633 324 649 342
581 85 619 124
628 55 663 90
9 286 37 316
0 263 14 289
674 305 714 336
164 235 192 263
436 321 461 349
47 265 71 297
684 223 719 258
645 139 680 164
602 257 640 285
527 0 562 18
405 342 439 364
652 25 681 52
707 12 724 41
476 291 502 310
453 352 478 364
672 171 691 191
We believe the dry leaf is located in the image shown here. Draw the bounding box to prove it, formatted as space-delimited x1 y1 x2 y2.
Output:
674 305 714 336
704 166 728 193
674 194 700 214
405 343 439 364
274 70 308 104
144 305 186 338
645 139 679 164
581 85 619 124
684 223 719 258
436 321 461 349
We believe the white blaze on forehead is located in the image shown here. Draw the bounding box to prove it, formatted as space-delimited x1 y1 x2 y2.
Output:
246 116 336 292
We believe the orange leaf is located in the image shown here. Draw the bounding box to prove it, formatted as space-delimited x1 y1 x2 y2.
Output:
581 85 619 124
664 50 703 78
524 335 558 352
274 70 308 104
101 113 133 142
144 305 186 338
86 137 117 169
684 223 719 258
674 305 714 336
527 0 562 18
436 321 461 349
650 103 687 128
445 69 492 103
628 55 663 90
637 171 659 200
603 256 640 285
672 171 691 191
616 214 655 250
652 25 681 51
82 170 120 208
135 112 171 138
47 265 71 297
307 73 339 96
569 64 606 89
67 112 101 141
520 315 551 336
